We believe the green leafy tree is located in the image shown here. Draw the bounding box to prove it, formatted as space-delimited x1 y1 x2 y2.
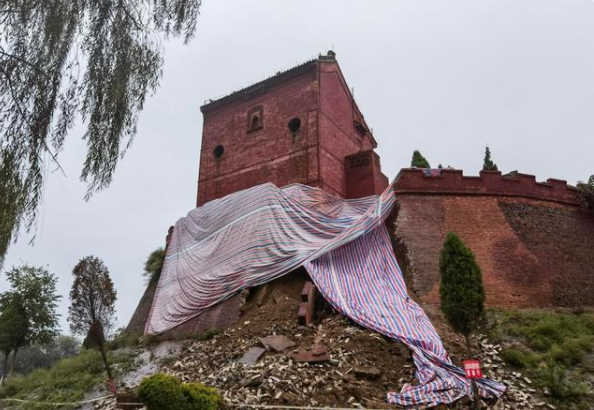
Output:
577 174 594 194
482 146 498 171
68 256 117 379
411 150 431 168
577 174 594 212
439 232 485 351
0 295 28 383
0 1 202 267
1 335 80 376
144 247 165 284
0 265 61 378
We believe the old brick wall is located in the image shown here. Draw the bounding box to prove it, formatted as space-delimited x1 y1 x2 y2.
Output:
197 56 388 205
500 200 594 307
393 170 594 308
197 66 320 206
318 62 377 196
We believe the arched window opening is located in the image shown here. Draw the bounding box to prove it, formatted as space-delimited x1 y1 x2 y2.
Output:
251 115 260 130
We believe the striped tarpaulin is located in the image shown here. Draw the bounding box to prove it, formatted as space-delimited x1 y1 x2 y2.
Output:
145 182 505 407
305 224 505 406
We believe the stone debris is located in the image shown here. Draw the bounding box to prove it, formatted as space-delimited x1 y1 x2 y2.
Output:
474 334 553 410
239 347 266 365
260 335 296 352
354 366 381 379
91 302 559 410
290 345 330 363
156 316 417 408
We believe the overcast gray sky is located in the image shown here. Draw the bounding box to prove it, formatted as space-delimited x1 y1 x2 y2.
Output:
3 0 594 333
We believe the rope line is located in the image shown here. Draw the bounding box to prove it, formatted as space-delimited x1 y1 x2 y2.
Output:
0 396 393 410
0 394 113 406
227 403 388 410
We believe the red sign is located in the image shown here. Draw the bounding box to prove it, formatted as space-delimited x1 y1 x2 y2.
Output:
105 379 117 394
463 360 483 379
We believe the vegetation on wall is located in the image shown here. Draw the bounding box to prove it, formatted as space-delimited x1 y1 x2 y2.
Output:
577 174 594 212
482 146 498 171
144 247 166 284
411 150 431 168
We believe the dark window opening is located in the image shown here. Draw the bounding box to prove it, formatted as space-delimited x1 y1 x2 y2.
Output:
354 121 367 137
247 105 264 132
288 117 301 133
347 152 371 169
251 115 260 130
213 145 224 158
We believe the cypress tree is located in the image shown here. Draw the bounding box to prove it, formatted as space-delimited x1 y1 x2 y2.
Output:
439 232 485 351
411 150 431 168
440 232 485 408
483 146 498 171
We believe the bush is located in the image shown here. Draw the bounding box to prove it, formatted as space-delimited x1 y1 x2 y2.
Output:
537 361 588 401
138 373 186 410
182 383 221 410
550 336 594 366
501 349 538 368
138 373 221 410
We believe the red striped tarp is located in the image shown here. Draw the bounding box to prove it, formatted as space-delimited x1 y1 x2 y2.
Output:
146 182 505 407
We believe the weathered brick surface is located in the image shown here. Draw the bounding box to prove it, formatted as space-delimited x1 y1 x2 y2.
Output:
157 294 243 339
500 200 594 307
197 55 388 205
395 168 579 205
393 192 594 308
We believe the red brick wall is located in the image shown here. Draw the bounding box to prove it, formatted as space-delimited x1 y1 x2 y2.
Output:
393 187 594 308
197 59 388 205
318 62 378 196
197 67 319 206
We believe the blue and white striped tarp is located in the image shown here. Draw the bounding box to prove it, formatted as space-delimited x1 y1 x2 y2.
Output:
146 182 505 407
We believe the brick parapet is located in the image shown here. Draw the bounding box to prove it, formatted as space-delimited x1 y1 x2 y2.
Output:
394 169 579 205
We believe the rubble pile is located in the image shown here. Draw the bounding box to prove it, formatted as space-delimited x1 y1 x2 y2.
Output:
91 277 559 409
476 335 555 410
162 316 413 409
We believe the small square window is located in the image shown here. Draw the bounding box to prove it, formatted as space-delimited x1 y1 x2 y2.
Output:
247 105 264 132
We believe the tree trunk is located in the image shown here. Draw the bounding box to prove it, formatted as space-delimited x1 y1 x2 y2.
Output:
1 352 10 385
8 347 18 375
99 343 113 380
464 334 481 410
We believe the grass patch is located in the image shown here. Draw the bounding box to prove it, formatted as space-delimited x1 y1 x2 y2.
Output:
488 309 594 406
0 347 140 409
500 348 539 368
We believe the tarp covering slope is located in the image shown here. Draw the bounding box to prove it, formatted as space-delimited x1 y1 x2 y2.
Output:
146 182 505 406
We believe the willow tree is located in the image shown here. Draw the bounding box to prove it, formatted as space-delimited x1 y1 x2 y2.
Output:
0 0 202 265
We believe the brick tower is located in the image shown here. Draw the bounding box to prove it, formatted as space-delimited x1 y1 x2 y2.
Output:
197 51 388 206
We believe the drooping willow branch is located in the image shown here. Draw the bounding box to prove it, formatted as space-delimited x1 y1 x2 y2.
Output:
0 0 201 265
